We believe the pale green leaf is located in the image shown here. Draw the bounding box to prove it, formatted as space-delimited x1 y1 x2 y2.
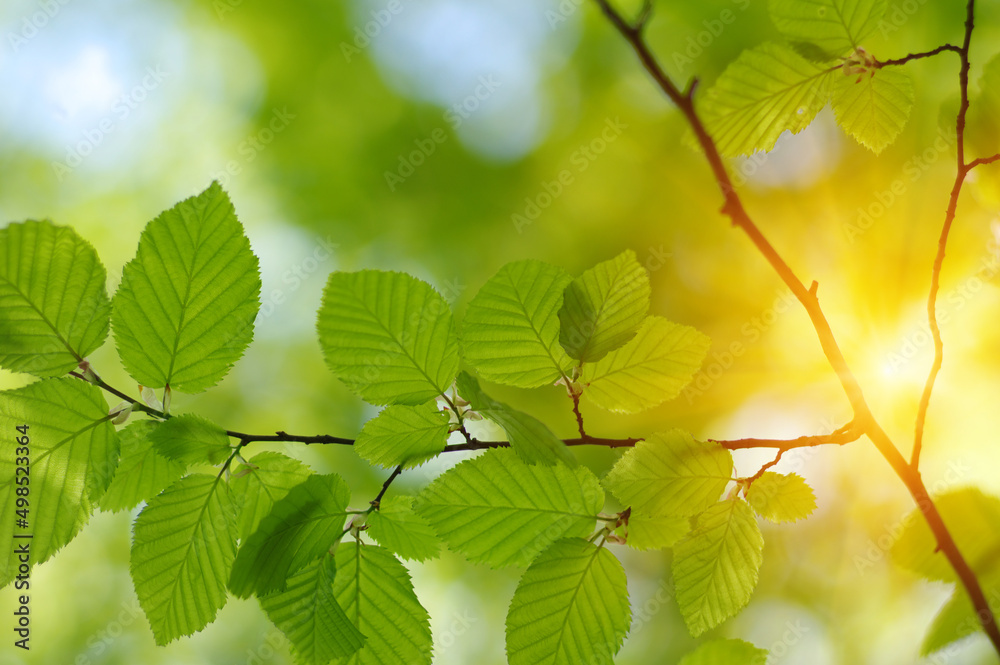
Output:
921 569 1000 656
679 638 768 665
581 316 709 413
604 431 733 517
229 473 351 598
673 499 764 636
831 66 914 153
700 43 834 157
317 270 460 405
130 474 238 644
506 538 631 665
231 452 312 541
0 378 118 586
366 496 441 562
149 414 232 466
0 220 111 377
260 555 366 663
332 542 432 665
558 250 650 363
462 259 573 387
892 488 1000 583
746 472 817 523
456 372 574 467
415 448 603 568
355 403 449 470
111 182 261 393
626 512 691 551
100 420 186 513
769 0 888 58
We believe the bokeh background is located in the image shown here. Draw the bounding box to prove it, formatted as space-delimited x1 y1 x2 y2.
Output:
2 0 1000 663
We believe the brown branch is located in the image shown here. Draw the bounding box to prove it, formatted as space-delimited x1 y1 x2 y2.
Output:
913 0 977 470
744 449 785 485
371 465 403 507
713 423 862 451
874 44 962 68
968 153 1000 170
592 0 1000 654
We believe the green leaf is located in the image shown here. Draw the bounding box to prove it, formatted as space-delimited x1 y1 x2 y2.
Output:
0 220 111 377
149 414 232 466
332 542 432 665
462 259 574 387
415 448 603 568
355 403 449 470
558 250 650 363
673 499 764 636
506 538 631 665
831 66 914 153
581 316 710 413
768 0 888 57
0 377 119 586
111 182 261 393
231 451 312 541
130 474 238 645
317 270 460 406
892 488 1000 583
678 638 769 665
99 420 187 513
626 512 691 551
229 473 351 598
366 496 441 562
456 372 574 467
699 43 834 157
260 555 366 663
920 569 1000 656
603 431 733 517
746 472 817 523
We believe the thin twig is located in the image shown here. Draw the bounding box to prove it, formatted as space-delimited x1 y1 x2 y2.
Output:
875 44 962 68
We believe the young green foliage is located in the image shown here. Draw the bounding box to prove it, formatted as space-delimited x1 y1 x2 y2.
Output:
99 420 187 513
831 66 914 154
558 250 650 363
462 259 574 387
149 413 232 466
130 474 238 645
625 512 691 551
506 538 631 665
332 542 433 665
920 568 1000 656
354 403 450 469
415 448 603 568
111 182 262 393
0 220 111 377
456 371 574 467
672 499 764 636
580 316 709 414
699 43 833 157
259 555 366 663
317 270 460 405
366 495 441 562
0 378 119 586
678 638 768 665
604 431 733 517
745 472 817 523
768 0 888 59
230 451 312 541
229 473 351 598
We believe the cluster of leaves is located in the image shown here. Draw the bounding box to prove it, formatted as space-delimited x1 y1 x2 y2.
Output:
0 182 817 663
699 0 915 155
